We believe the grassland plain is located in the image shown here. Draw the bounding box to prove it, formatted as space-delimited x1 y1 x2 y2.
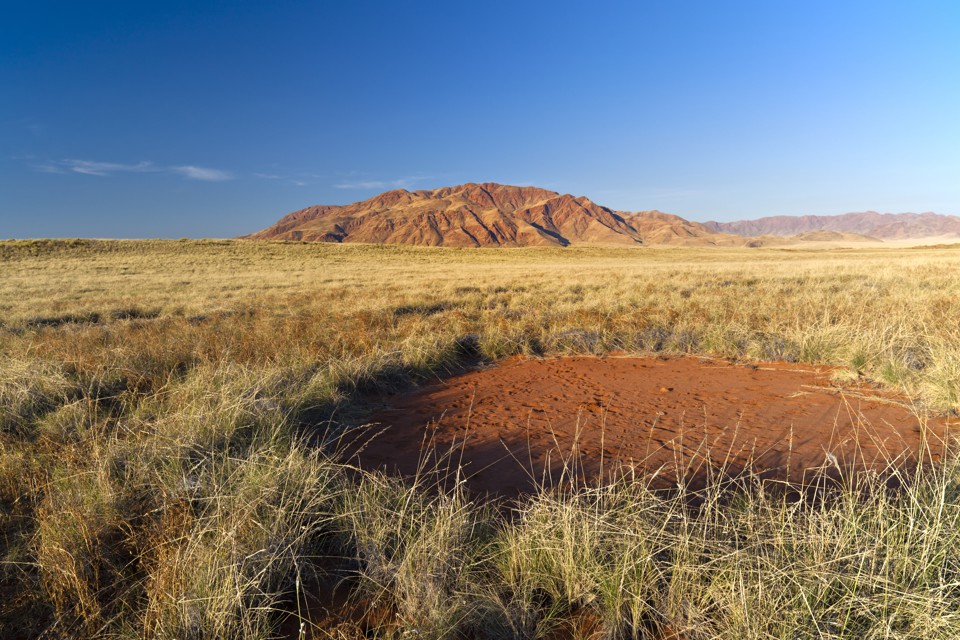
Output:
2 238 960 639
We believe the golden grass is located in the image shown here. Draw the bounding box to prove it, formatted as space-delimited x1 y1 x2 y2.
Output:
2 238 960 638
3 239 958 406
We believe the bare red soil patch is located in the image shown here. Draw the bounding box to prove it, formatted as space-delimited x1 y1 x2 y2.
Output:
345 356 952 495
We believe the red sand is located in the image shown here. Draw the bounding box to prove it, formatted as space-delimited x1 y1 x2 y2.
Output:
345 356 952 495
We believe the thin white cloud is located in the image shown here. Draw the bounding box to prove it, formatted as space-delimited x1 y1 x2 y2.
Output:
334 179 396 189
254 171 321 186
172 165 233 181
29 162 69 174
64 159 156 176
334 175 430 190
28 158 233 181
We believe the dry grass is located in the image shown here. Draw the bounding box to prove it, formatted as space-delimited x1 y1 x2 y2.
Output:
1 238 960 638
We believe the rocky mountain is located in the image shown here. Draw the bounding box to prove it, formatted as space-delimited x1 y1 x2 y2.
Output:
246 182 744 247
705 211 960 240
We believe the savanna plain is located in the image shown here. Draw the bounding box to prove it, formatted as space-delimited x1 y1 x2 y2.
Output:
2 238 960 639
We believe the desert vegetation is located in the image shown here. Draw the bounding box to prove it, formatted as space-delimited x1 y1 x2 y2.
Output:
2 238 960 638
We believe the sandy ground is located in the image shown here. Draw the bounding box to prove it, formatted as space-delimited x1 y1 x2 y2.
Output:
345 356 952 495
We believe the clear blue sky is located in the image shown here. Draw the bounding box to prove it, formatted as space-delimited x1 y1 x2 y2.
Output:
3 1 959 238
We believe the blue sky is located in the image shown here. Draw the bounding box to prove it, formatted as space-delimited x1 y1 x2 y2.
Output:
2 1 959 238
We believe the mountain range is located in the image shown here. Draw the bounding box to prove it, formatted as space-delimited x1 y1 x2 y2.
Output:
247 183 960 247
705 211 960 240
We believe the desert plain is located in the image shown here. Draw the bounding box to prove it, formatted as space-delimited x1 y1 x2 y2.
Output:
2 238 960 638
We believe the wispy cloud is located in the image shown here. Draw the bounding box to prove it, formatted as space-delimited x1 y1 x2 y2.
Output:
29 159 156 176
29 158 233 181
30 162 69 174
63 159 155 176
254 171 316 187
334 175 430 190
172 165 233 181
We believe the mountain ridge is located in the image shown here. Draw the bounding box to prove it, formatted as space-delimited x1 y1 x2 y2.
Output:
705 211 960 239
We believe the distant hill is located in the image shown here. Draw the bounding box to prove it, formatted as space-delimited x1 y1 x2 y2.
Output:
705 211 960 240
246 182 745 247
